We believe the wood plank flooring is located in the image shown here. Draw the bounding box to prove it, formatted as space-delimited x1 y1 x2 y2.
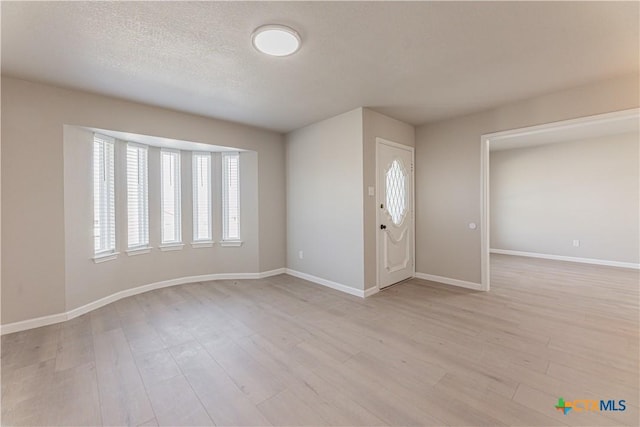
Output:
2 254 638 426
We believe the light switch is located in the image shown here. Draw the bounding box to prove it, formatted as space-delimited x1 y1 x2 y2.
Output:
468 222 477 230
368 186 375 196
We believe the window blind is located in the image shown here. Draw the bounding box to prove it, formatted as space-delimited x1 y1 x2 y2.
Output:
222 152 240 241
127 143 149 249
161 150 182 244
93 134 116 254
192 152 212 242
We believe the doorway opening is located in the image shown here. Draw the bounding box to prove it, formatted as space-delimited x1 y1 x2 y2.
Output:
481 108 640 290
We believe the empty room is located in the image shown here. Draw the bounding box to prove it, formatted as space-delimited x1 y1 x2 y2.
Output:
1 2 638 426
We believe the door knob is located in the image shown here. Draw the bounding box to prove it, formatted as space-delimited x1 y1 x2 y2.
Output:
380 224 387 230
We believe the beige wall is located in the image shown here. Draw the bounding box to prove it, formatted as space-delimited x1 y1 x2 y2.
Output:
286 108 365 290
490 132 639 263
2 77 286 324
362 109 415 290
416 73 640 284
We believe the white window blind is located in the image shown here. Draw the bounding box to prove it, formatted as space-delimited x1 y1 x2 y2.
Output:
192 152 212 242
93 134 116 254
161 150 182 244
222 152 240 241
127 143 149 249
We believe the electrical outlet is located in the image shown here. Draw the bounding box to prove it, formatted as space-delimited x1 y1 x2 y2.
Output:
298 250 304 259
573 240 580 247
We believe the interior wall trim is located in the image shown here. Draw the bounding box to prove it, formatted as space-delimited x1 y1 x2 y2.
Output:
414 272 483 291
490 249 640 270
0 268 286 335
284 268 374 298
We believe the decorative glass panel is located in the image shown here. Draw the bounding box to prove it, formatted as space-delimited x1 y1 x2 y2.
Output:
385 159 407 225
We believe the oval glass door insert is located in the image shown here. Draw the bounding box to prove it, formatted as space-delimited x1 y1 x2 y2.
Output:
385 159 407 225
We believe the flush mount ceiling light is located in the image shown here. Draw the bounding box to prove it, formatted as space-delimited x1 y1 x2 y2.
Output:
251 24 301 57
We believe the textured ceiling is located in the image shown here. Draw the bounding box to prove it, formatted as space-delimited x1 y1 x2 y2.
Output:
2 1 638 132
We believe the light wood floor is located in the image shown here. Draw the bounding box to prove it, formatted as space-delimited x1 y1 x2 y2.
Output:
2 254 638 426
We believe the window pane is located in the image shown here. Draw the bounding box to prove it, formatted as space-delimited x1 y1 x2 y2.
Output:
93 139 103 252
222 152 240 240
93 134 116 254
161 150 181 244
192 153 212 241
385 159 407 225
127 144 149 248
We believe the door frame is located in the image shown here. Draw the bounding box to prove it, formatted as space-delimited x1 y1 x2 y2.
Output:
375 137 415 291
480 108 640 292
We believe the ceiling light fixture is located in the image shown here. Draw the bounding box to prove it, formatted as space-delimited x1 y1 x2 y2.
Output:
251 24 301 57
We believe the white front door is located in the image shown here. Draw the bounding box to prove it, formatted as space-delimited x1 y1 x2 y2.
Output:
377 138 414 289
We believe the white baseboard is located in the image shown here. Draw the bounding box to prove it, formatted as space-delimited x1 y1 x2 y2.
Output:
0 269 286 335
414 272 483 291
363 286 380 297
490 249 640 270
0 313 69 336
257 268 287 278
285 269 367 298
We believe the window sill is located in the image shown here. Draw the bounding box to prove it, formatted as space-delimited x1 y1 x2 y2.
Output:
93 252 119 263
126 247 152 256
159 243 185 252
191 241 214 248
220 240 243 247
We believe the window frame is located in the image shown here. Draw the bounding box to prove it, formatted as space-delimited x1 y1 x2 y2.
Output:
93 134 117 260
126 142 150 252
221 151 241 243
191 152 213 245
160 148 183 248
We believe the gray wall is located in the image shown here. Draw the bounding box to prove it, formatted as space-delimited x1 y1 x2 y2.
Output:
285 108 414 292
63 127 261 311
286 108 365 290
490 132 639 263
415 73 640 284
362 109 415 291
2 77 286 325
3 72 637 324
